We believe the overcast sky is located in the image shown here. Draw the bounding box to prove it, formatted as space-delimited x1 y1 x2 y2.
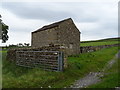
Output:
0 0 118 46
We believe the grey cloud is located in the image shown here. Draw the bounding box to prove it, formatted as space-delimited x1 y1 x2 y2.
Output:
10 27 31 33
81 24 118 39
2 2 100 22
73 15 98 23
2 2 74 22
101 21 117 31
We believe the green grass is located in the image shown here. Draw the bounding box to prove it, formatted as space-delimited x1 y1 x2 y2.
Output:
80 38 120 46
88 58 120 88
2 46 119 88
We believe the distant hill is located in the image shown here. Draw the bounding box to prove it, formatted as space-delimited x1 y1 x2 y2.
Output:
81 37 120 43
80 37 120 46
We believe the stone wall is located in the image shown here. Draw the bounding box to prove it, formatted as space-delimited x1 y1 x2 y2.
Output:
57 19 80 56
6 43 119 71
80 44 119 53
32 27 58 47
7 44 68 68
16 51 63 71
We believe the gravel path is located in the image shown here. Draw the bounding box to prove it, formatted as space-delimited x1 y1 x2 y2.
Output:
70 51 120 88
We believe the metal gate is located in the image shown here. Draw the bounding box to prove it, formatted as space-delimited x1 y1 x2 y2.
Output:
16 51 64 71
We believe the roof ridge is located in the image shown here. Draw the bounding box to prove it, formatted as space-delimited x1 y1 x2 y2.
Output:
32 18 72 33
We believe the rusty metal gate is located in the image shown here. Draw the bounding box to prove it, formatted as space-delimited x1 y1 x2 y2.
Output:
16 51 64 71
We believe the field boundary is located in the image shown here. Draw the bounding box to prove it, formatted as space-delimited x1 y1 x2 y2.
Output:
16 51 64 71
80 44 119 53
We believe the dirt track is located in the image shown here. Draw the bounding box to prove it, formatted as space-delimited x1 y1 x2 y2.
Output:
70 51 120 88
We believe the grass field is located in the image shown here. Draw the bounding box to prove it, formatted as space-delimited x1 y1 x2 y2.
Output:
80 37 120 46
2 46 119 88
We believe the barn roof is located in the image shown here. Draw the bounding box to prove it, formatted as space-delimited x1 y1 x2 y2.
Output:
32 18 72 33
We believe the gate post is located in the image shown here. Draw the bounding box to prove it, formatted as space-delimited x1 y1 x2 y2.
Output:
58 51 64 71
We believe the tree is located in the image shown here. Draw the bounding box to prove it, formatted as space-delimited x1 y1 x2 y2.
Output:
0 15 9 43
18 43 23 47
24 43 30 47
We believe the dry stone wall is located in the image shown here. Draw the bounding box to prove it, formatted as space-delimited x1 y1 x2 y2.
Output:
7 44 68 69
80 44 119 53
7 43 119 71
16 51 63 71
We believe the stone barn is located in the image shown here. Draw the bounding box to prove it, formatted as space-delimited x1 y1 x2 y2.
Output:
31 18 81 56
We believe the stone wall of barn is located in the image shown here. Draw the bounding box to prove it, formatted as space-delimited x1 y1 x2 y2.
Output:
32 27 58 47
31 19 81 56
56 19 80 56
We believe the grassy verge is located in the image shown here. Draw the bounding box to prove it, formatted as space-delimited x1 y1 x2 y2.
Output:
88 58 119 88
2 46 119 88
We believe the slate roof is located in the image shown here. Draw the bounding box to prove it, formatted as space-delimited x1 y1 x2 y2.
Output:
32 18 72 33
